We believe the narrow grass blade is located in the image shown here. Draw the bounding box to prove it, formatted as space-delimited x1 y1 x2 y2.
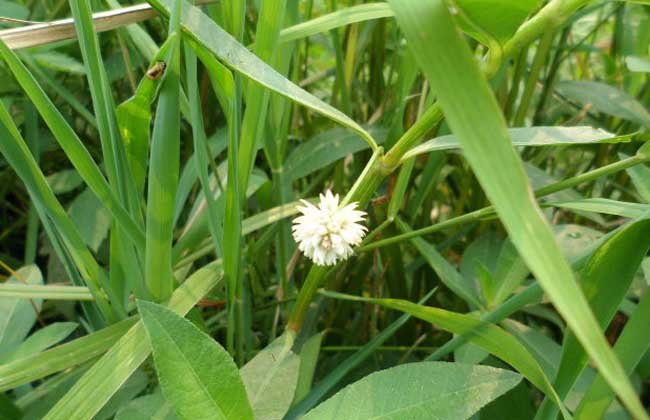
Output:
0 284 93 301
387 1 646 417
278 3 394 44
144 3 181 302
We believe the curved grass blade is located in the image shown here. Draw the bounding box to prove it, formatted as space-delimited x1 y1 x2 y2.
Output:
278 3 394 44
147 0 377 150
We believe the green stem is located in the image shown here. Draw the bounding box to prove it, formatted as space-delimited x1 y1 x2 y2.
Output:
360 154 648 251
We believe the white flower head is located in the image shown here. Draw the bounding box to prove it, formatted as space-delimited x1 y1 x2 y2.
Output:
292 190 367 266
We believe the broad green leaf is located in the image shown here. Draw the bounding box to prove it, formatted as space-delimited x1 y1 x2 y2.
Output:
0 318 136 392
302 362 521 420
6 322 77 363
138 300 254 420
557 80 650 129
240 332 300 420
322 290 566 414
286 291 434 419
387 1 646 417
146 0 377 150
0 265 42 362
284 127 387 181
404 126 630 160
43 261 223 420
114 389 177 420
536 218 650 419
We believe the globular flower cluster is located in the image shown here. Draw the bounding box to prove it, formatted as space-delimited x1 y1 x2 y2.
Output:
292 190 367 266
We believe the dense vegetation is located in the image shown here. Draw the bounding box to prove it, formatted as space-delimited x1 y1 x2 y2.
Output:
1 0 650 418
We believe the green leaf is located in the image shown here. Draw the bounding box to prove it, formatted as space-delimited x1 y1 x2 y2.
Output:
0 318 136 392
144 17 181 302
549 198 650 218
575 289 650 419
322 290 566 414
116 35 177 197
6 322 77 363
0 0 28 19
625 55 650 73
68 189 112 253
43 261 223 420
404 126 631 160
32 52 86 75
114 389 177 420
147 0 377 150
302 362 521 420
286 291 434 419
284 127 388 181
620 153 650 203
292 333 322 405
93 370 149 420
240 332 300 420
278 3 394 44
46 169 83 195
557 80 650 129
0 284 93 301
387 1 646 417
454 0 542 45
0 265 43 362
397 220 483 308
138 300 254 420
